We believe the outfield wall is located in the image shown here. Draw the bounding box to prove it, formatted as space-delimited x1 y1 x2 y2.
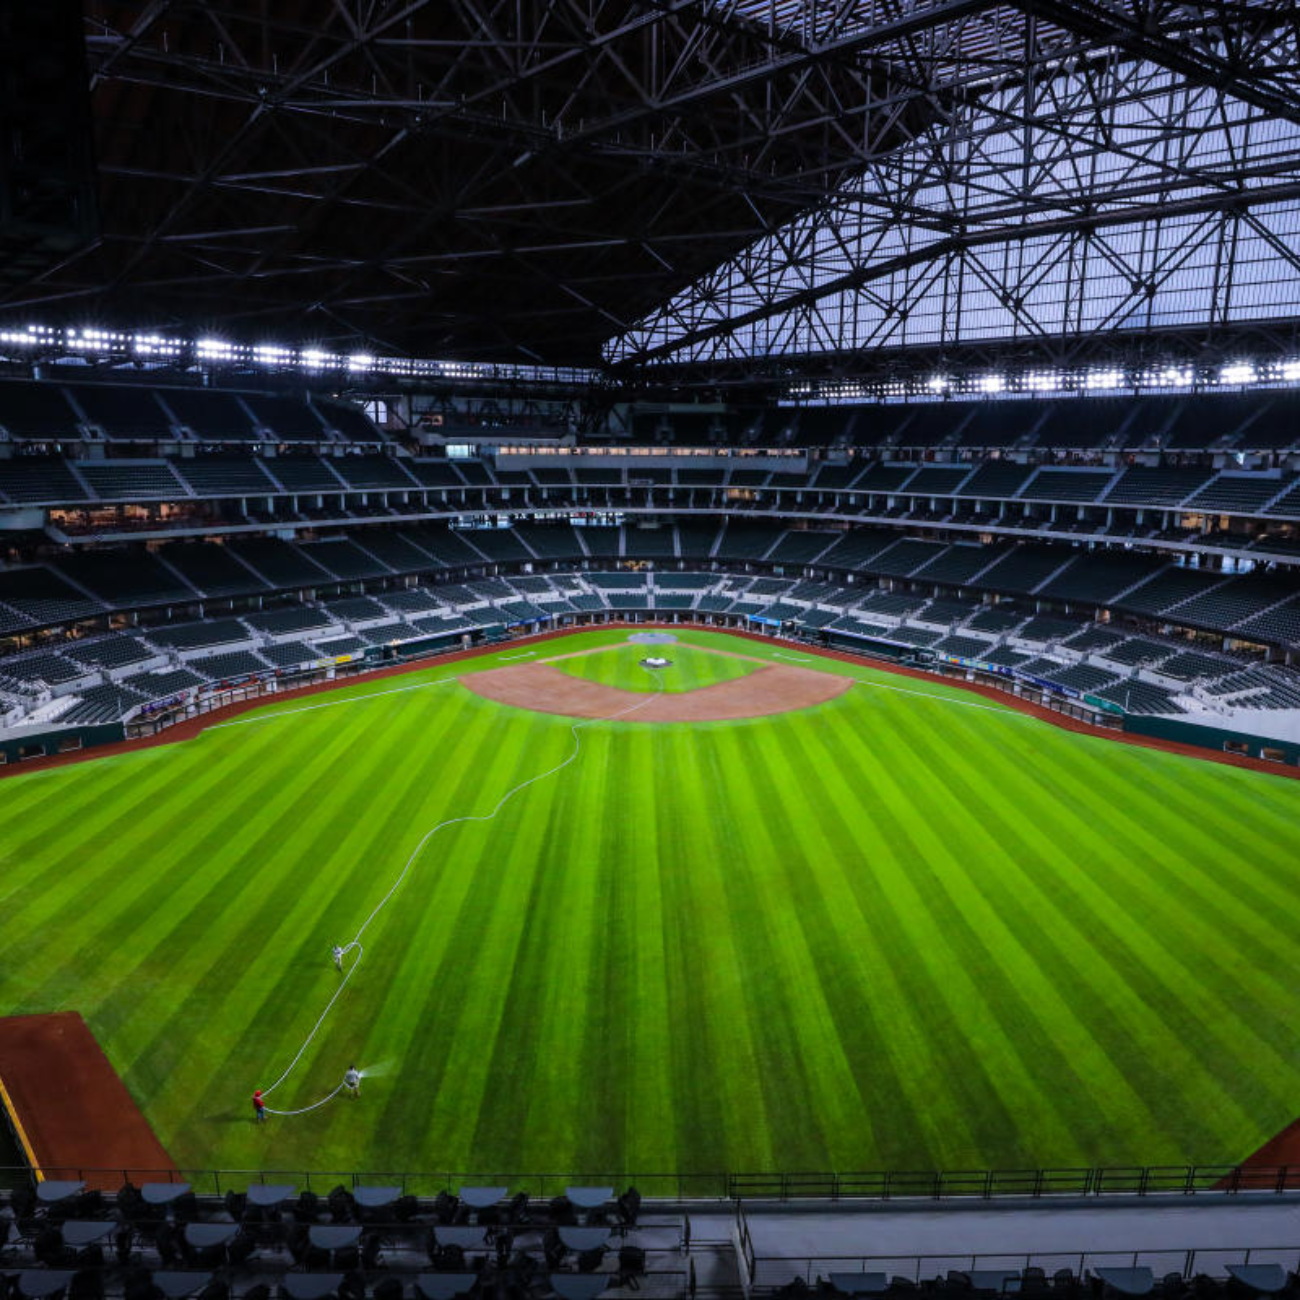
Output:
1124 714 1300 765
0 719 124 765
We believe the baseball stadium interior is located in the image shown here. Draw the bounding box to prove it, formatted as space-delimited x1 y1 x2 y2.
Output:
4 2 1300 1300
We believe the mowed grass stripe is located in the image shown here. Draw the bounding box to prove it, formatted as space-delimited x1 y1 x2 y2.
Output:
724 714 889 1166
618 727 677 1176
354 702 563 1169
757 705 937 1164
958 721 1291 1155
838 702 1074 1166
753 697 983 1165
881 703 1205 1160
656 725 777 1173
2 628 1300 1175
965 704 1299 1147
2 729 292 1008
1008 739 1300 1129
156 689 454 1135
783 698 1104 1163
348 696 541 1170
702 721 837 1169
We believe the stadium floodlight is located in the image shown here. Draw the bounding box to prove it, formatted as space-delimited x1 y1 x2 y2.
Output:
67 327 123 354
978 373 1005 394
1219 362 1257 386
1280 360 1300 382
926 374 950 393
254 343 295 367
1085 369 1124 390
0 318 598 387
197 336 237 361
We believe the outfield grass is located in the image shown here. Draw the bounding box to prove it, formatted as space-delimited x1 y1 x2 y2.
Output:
550 641 761 692
2 627 1300 1180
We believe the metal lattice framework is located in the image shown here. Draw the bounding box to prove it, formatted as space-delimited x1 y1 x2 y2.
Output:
3 0 943 365
5 1 1300 382
604 0 1300 379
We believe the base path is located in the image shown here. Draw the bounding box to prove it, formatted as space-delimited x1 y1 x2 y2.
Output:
463 661 851 721
0 1012 177 1188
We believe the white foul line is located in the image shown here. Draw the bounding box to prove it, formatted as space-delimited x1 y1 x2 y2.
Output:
774 652 812 663
854 677 1033 718
498 651 536 661
207 676 458 729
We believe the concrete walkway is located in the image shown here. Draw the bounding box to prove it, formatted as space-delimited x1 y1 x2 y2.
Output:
700 1196 1300 1287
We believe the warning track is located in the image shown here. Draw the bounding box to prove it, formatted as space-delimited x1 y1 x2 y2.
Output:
0 1011 177 1188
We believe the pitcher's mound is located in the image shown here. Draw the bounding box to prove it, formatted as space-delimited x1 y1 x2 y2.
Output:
463 661 850 722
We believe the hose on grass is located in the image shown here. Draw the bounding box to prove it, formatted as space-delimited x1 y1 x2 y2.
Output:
257 663 666 1116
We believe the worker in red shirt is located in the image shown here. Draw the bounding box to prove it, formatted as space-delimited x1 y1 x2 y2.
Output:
252 1089 267 1123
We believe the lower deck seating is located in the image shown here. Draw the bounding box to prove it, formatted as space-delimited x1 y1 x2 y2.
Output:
63 635 155 669
935 634 996 658
260 641 320 668
245 606 334 635
1092 677 1184 714
122 667 208 699
148 618 249 651
315 635 366 657
0 652 83 688
1157 650 1237 681
59 682 147 723
190 650 271 680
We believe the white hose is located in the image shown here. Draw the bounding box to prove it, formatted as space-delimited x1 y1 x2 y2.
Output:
258 664 665 1115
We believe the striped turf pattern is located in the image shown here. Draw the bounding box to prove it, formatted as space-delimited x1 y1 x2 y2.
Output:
1 628 1299 1179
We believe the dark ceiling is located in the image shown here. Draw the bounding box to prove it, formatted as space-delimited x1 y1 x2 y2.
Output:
0 0 937 365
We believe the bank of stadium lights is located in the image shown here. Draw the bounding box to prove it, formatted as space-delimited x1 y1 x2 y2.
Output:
67 327 130 353
196 336 239 362
1147 365 1194 388
253 344 294 367
0 327 45 348
0 321 599 387
133 333 183 358
1219 362 1258 386
783 355 1300 405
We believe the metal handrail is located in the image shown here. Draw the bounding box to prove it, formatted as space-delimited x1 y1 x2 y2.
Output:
2 1163 1296 1202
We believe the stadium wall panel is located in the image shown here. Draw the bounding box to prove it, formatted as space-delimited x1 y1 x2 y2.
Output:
1123 714 1300 764
0 720 124 764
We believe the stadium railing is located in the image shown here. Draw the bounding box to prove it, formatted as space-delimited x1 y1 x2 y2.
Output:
744 1241 1300 1290
1 1164 1297 1201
